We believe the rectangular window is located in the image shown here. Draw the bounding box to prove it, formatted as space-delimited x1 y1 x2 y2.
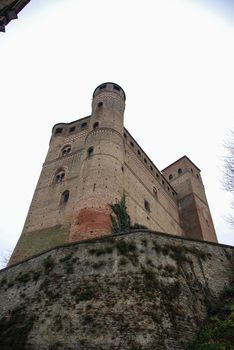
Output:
55 128 63 134
69 126 75 132
81 122 87 128
144 199 150 212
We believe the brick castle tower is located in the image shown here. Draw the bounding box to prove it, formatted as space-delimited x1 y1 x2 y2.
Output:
9 83 217 265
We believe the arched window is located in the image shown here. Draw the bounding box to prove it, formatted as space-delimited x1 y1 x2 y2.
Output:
153 187 158 199
61 145 71 156
60 190 69 205
87 146 94 158
114 84 120 91
55 169 65 184
100 84 106 90
178 168 182 174
69 126 76 133
81 122 87 129
97 102 103 108
93 122 99 129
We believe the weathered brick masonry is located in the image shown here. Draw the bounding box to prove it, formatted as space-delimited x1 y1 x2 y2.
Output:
9 83 217 265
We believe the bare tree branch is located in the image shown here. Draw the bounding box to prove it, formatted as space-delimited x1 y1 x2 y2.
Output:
223 130 234 225
0 249 12 269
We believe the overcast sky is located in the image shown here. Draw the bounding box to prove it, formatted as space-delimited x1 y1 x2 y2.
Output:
0 0 234 260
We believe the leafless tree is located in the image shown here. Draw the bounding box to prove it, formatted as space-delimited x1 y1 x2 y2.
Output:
0 249 12 269
223 130 234 225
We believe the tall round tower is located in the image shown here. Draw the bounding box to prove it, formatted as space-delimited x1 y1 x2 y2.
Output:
69 82 126 241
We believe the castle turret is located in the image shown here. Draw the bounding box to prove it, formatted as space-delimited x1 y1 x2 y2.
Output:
69 83 126 241
162 156 217 242
9 84 218 266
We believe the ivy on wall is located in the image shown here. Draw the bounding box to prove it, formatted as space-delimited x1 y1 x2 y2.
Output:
110 195 148 234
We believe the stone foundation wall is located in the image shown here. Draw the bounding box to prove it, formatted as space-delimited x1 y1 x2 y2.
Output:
1 231 233 350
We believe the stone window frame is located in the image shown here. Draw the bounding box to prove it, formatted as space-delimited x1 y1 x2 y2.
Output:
87 146 94 158
81 122 88 129
55 127 63 135
69 126 76 133
153 187 158 200
54 168 66 185
144 199 150 212
61 145 71 157
60 190 69 206
93 122 99 129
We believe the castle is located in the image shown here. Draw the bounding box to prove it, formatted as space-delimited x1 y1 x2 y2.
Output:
0 0 31 32
9 82 217 265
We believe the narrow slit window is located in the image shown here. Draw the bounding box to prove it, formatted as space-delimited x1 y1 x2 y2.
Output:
88 146 94 157
153 187 158 199
144 199 150 212
61 190 69 205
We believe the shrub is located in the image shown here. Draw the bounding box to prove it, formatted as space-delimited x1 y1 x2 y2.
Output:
92 261 105 269
89 246 113 256
59 253 73 263
164 264 176 274
119 257 128 266
43 255 55 271
0 277 7 286
116 240 136 255
32 271 40 281
16 273 30 284
71 286 94 303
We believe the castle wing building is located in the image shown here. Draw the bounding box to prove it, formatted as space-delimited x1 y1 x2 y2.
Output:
9 83 217 265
